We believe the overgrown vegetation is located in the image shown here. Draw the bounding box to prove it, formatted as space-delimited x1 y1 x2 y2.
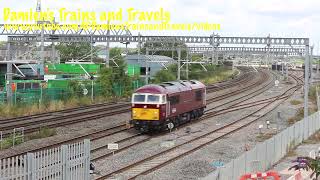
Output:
288 107 304 125
288 106 317 125
152 63 234 85
309 85 318 104
0 96 107 118
27 127 57 140
290 100 302 105
0 134 24 149
0 127 56 150
287 85 319 125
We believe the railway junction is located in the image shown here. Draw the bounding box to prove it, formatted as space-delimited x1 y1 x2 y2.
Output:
1 1 320 180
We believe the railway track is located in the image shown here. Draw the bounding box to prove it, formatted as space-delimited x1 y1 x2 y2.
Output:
0 67 255 138
94 72 303 180
0 103 130 137
206 70 269 104
90 69 276 163
1 68 299 177
0 68 267 160
0 101 122 122
206 67 254 92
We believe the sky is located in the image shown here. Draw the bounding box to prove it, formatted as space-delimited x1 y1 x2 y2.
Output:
0 0 319 54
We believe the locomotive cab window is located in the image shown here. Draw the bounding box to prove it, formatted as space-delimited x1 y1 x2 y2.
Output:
132 94 166 104
195 90 202 101
147 95 160 103
133 94 146 103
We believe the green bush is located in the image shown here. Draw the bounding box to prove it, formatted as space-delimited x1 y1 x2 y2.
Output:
1 134 24 149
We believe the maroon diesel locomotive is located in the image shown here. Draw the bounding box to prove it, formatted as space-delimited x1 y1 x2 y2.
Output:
130 80 206 132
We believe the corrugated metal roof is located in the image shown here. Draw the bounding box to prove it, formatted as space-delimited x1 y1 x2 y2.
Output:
17 64 39 69
125 55 175 62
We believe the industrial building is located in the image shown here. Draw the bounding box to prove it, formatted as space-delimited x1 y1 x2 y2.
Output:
124 54 175 77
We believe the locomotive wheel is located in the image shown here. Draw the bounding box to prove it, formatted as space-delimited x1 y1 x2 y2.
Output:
166 121 175 130
163 119 175 131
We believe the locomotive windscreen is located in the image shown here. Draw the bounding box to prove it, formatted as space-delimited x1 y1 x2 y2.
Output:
147 95 160 102
134 94 146 102
132 94 166 104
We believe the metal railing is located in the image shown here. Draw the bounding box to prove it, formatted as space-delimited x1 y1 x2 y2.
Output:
0 139 90 180
203 111 320 180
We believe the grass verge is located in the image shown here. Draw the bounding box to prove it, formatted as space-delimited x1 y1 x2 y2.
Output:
27 127 57 140
0 96 109 118
0 127 57 150
202 69 235 85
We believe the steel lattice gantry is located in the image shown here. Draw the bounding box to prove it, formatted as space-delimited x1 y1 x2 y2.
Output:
0 24 132 36
147 46 305 56
7 35 309 46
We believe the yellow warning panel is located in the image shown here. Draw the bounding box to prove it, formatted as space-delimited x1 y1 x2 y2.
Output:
132 108 159 120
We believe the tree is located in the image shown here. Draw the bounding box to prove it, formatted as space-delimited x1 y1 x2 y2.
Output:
152 69 176 83
110 47 122 59
96 67 113 97
97 47 132 97
0 41 6 48
56 42 98 63
111 55 132 97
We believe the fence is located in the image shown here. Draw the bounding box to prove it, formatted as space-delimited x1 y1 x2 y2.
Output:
0 139 90 180
203 111 320 180
0 80 145 105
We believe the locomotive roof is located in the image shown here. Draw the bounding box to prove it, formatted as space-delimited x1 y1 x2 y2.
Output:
135 80 205 94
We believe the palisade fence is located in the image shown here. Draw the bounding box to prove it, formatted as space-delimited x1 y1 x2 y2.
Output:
203 111 320 180
0 139 90 180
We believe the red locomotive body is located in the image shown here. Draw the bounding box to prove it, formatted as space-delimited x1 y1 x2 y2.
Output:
130 80 206 132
